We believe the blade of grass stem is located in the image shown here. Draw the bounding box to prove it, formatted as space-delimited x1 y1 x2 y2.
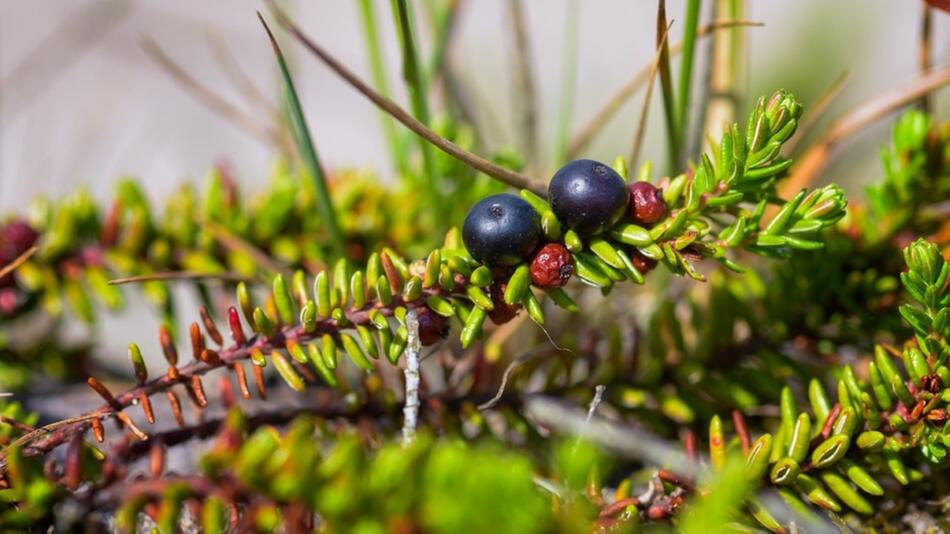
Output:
507 0 540 172
918 5 933 112
655 1 678 174
266 2 547 196
567 19 761 159
701 0 744 146
359 0 409 176
258 14 345 260
553 0 580 166
424 0 466 86
675 0 701 167
392 0 447 229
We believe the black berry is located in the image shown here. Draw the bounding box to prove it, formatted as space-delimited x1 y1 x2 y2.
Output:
463 194 541 266
529 243 574 288
628 181 667 225
548 159 628 236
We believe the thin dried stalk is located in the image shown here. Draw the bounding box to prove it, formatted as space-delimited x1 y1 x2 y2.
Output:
567 19 762 159
702 0 746 144
263 4 547 196
108 271 250 285
628 24 673 171
141 37 279 145
0 246 37 280
781 65 950 197
782 70 851 155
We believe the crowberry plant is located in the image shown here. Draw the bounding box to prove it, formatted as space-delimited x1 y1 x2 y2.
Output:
0 2 947 533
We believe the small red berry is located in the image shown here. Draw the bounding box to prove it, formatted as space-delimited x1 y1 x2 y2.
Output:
629 250 657 274
628 181 667 225
417 306 449 346
487 282 520 325
529 243 574 288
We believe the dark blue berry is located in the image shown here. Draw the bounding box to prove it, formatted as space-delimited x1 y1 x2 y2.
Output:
548 159 628 236
463 194 541 266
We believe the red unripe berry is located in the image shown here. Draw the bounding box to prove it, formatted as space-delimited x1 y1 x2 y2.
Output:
630 250 658 274
529 243 574 288
487 282 520 325
628 181 667 225
418 306 449 346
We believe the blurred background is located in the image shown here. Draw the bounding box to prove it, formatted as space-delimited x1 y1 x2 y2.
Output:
0 0 947 364
2 1 947 209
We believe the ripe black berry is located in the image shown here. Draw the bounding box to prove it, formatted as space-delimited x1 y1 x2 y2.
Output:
628 181 667 225
529 243 574 288
548 159 628 236
463 194 541 266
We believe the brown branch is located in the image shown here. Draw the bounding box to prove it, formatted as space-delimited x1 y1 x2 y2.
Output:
780 65 950 197
567 19 763 160
0 245 37 280
262 5 548 196
7 275 479 467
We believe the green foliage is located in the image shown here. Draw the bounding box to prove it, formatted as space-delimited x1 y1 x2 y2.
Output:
0 8 948 527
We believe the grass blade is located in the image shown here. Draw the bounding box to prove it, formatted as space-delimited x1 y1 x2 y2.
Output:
266 1 547 195
675 0 702 166
566 19 762 159
358 0 409 175
258 14 345 260
701 0 745 149
392 0 446 228
655 0 679 174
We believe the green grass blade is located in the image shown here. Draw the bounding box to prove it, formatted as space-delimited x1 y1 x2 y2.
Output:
655 0 679 175
391 0 445 228
258 14 344 260
358 0 409 176
675 0 702 167
424 0 458 84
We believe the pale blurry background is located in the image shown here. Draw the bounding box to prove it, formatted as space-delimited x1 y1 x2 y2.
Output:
0 1 947 362
2 1 947 210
